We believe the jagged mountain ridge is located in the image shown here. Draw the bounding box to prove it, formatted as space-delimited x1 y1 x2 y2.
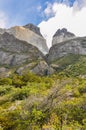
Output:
0 32 44 76
23 23 42 36
52 28 76 45
0 25 86 76
0 31 54 77
47 36 86 63
0 24 48 54
0 25 86 130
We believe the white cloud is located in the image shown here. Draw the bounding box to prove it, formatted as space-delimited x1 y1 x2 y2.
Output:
0 11 8 28
38 1 86 48
73 0 86 10
44 2 56 17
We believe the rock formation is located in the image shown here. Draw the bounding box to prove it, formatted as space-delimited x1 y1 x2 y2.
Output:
0 25 86 76
0 32 43 66
47 36 86 63
0 24 48 54
31 61 55 76
52 28 75 45
0 31 53 76
23 23 42 36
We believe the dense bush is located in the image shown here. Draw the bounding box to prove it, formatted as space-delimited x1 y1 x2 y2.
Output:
0 85 12 96
0 78 12 85
12 75 26 87
10 87 30 101
0 70 86 130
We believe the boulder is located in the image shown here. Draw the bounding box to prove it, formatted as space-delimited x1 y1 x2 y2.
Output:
31 61 55 76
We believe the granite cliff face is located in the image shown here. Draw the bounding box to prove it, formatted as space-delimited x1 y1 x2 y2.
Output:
0 32 43 66
0 29 53 76
23 23 42 36
0 32 47 77
52 28 75 45
0 24 48 54
47 28 86 63
47 36 86 63
0 25 86 76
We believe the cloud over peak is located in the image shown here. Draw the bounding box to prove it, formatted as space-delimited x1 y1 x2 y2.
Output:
39 1 86 48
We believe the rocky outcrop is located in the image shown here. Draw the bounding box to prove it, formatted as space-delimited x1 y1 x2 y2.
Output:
0 32 43 66
7 26 48 54
31 61 55 76
0 32 54 76
0 24 48 54
23 23 42 36
0 67 11 77
16 62 38 75
0 25 86 76
47 37 86 63
16 61 55 76
52 28 75 45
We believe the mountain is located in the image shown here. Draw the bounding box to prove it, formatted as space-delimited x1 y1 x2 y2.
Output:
47 31 86 63
0 24 48 54
0 29 54 77
0 32 47 76
52 28 75 45
0 26 86 130
23 23 42 36
0 26 86 77
0 25 86 77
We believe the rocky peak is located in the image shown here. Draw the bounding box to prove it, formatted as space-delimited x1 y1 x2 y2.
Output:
47 37 86 63
0 32 44 66
52 28 75 45
8 25 48 54
23 23 42 37
53 28 75 37
0 24 48 54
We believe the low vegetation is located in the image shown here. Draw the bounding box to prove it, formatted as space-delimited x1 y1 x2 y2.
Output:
0 55 86 130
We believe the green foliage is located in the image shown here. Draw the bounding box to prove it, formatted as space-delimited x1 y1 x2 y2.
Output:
12 75 26 87
0 66 86 130
10 87 30 101
0 85 12 96
31 108 46 127
53 54 86 76
22 71 42 83
0 78 12 85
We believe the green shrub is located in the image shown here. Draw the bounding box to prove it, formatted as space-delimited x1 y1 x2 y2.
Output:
12 75 26 87
22 72 42 83
0 85 12 96
78 85 86 94
11 88 30 101
0 78 12 85
73 88 80 97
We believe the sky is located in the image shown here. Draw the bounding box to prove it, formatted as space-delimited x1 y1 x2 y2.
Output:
0 0 86 47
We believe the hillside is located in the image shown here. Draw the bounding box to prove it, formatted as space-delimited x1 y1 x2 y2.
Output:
0 54 86 130
0 26 86 130
50 54 86 76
